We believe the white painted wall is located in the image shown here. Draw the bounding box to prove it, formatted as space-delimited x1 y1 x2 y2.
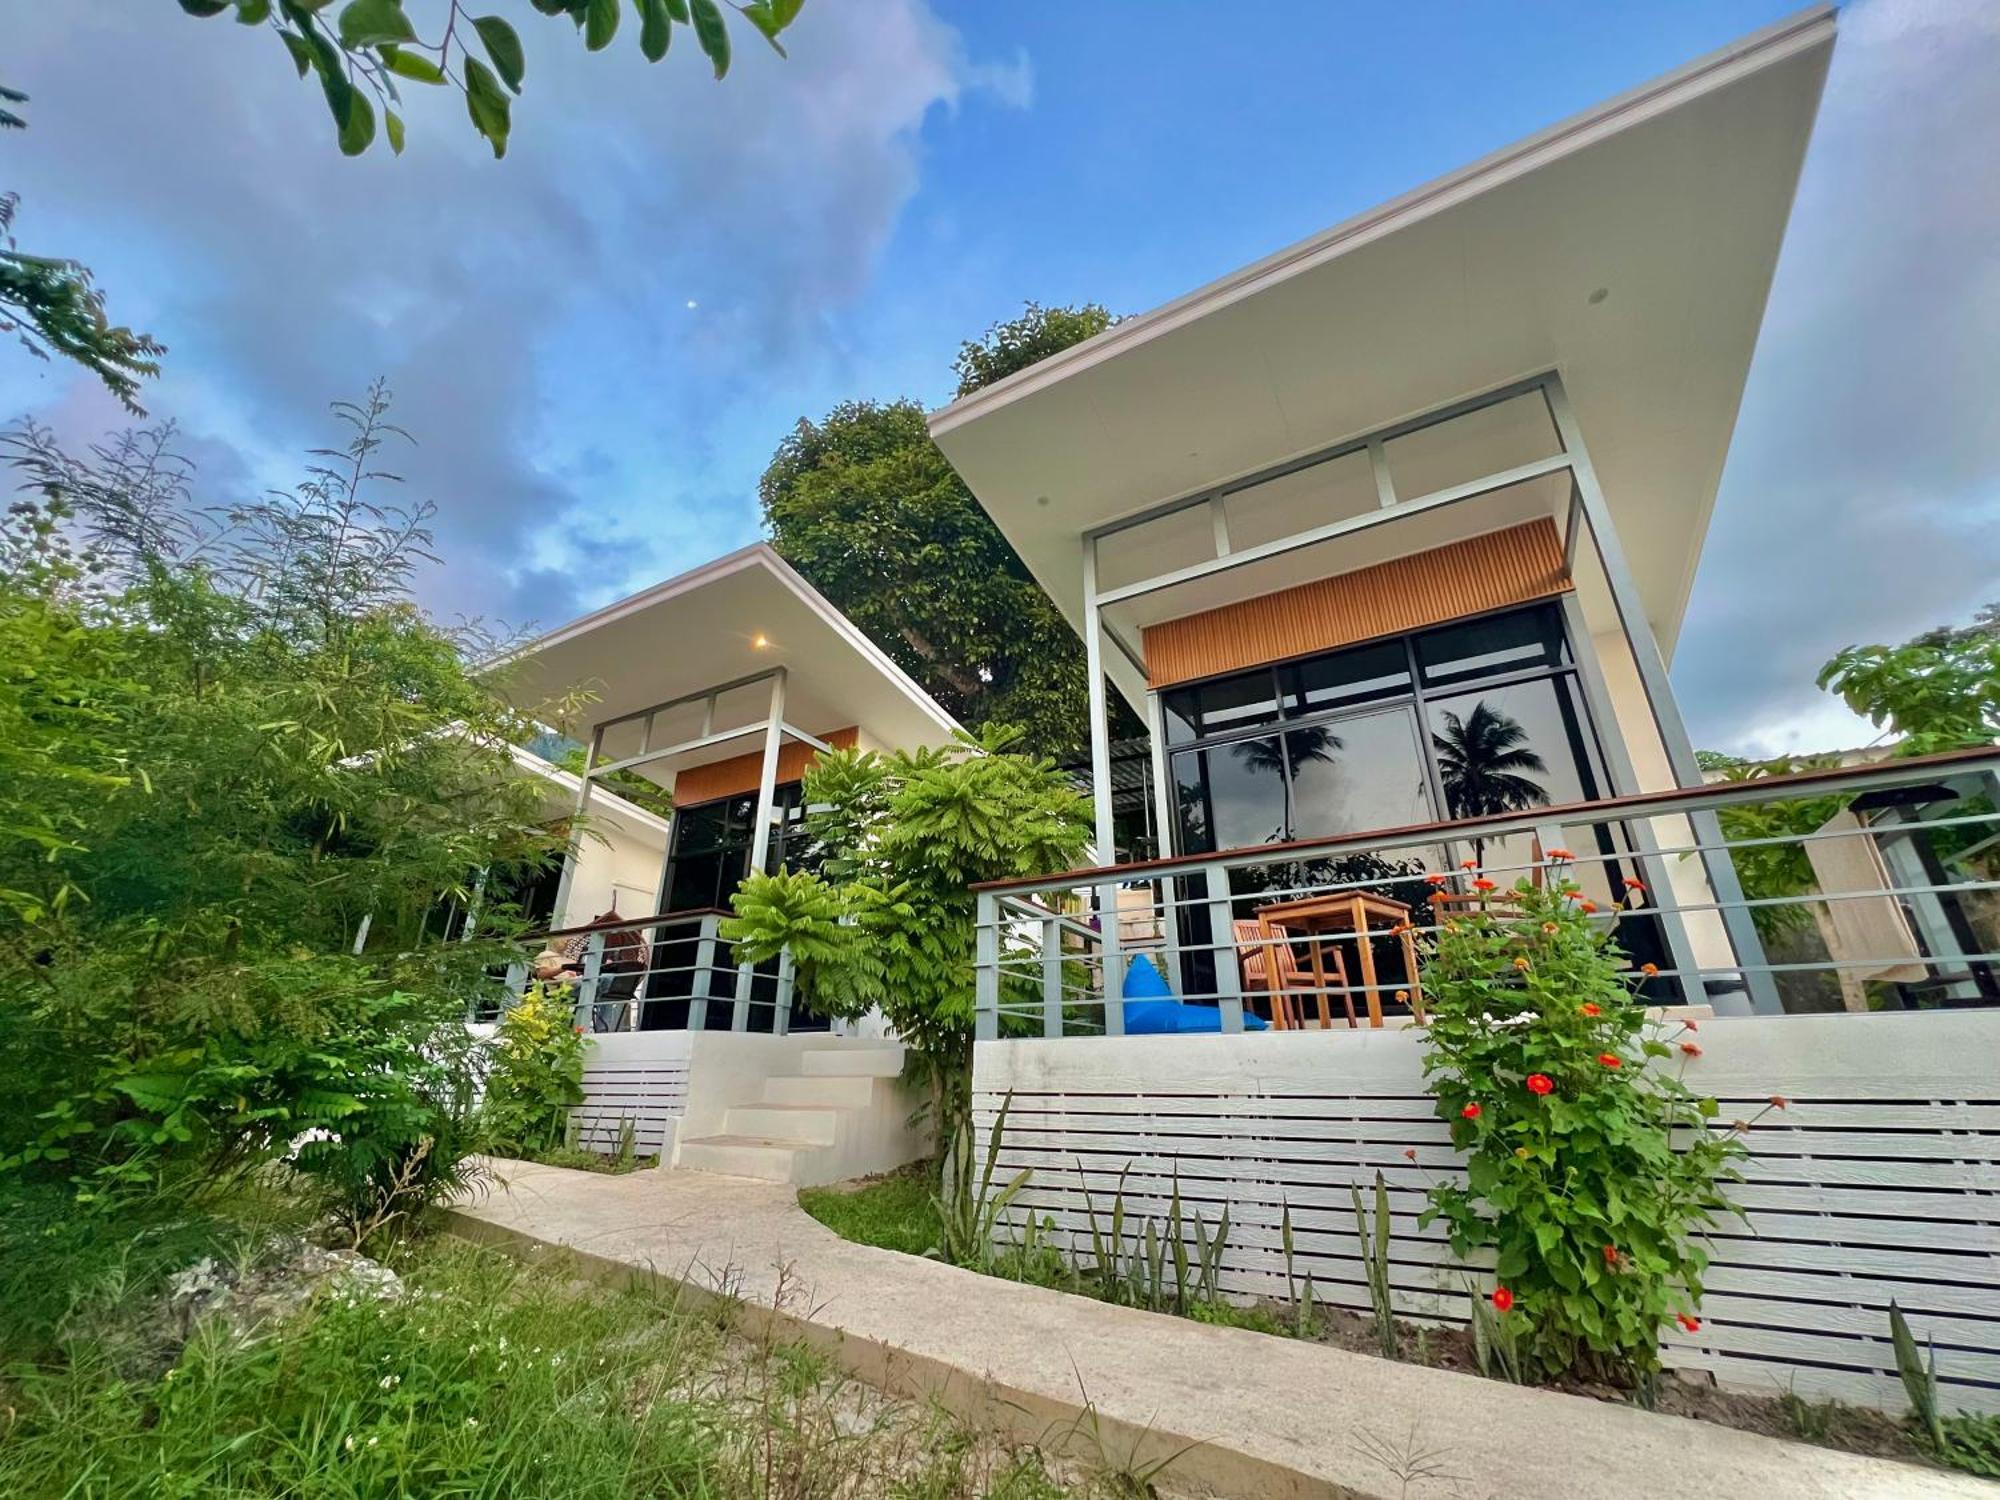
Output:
974 1012 2000 1414
558 816 665 929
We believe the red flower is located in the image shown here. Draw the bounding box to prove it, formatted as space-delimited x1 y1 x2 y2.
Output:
1546 847 1575 862
1429 891 1449 905
1681 1017 1697 1031
1769 1095 1789 1111
1577 899 1598 914
1624 877 1646 893
1640 962 1659 977
1680 1042 1703 1057
1525 1073 1554 1096
1603 1245 1620 1266
1403 1147 1418 1162
1579 1002 1601 1017
1461 1103 1482 1120
1492 1287 1515 1313
1598 1052 1622 1069
1425 872 1449 886
1473 878 1497 892
573 1025 586 1034
1677 1313 1702 1333
1460 858 1480 870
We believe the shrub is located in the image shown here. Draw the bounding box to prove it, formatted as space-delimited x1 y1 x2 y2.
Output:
1417 861 1753 1388
480 984 587 1158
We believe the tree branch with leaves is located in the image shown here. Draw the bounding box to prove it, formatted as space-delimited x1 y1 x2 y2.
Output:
175 0 804 158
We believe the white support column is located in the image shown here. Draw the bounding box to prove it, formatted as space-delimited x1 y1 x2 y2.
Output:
551 724 603 927
1545 377 1780 1015
1081 540 1117 865
735 667 788 1019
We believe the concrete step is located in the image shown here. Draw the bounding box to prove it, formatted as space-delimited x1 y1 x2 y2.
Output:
799 1047 905 1079
676 1135 816 1181
762 1073 879 1109
724 1103 841 1147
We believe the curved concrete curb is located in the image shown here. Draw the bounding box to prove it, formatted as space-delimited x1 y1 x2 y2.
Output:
447 1160 1988 1499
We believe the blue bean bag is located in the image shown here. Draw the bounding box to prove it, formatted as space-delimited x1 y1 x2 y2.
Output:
1120 955 1270 1033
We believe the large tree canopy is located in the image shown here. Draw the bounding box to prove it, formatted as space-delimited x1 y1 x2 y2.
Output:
760 302 1119 758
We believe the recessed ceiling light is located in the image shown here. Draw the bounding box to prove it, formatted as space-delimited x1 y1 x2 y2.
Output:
1035 495 1051 507
1587 287 1610 305
752 633 769 650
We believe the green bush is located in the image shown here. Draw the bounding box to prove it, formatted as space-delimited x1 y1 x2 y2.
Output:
1417 864 1757 1388
481 984 587 1158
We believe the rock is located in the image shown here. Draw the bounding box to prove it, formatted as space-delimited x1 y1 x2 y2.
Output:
158 1235 404 1351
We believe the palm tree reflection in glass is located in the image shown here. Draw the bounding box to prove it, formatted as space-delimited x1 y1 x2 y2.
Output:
1432 702 1549 861
1231 725 1342 844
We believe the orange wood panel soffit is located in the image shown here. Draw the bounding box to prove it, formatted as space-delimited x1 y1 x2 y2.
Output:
670 726 859 805
1142 520 1570 688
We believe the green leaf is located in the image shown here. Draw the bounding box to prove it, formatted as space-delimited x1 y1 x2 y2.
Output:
382 46 446 83
236 0 274 22
472 15 525 92
280 29 316 75
584 0 619 50
324 72 375 155
689 0 728 77
739 1 788 55
661 0 689 20
462 56 511 157
636 0 671 62
337 0 416 48
384 107 405 154
179 0 234 15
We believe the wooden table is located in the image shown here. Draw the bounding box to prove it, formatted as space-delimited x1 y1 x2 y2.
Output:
1254 891 1425 1028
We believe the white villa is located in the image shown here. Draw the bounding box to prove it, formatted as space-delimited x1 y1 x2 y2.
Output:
922 6 2000 1414
486 542 963 1182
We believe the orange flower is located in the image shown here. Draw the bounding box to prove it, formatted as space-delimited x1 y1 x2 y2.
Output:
1577 899 1598 914
1677 1313 1701 1333
1640 963 1659 977
1425 872 1449 886
1598 1052 1622 1069
1403 1147 1418 1162
1769 1095 1789 1111
1579 1002 1601 1017
1512 957 1531 972
1682 1017 1698 1031
1542 922 1560 935
1429 891 1449 905
1473 878 1497 892
1603 1244 1620 1266
1395 989 1410 1003
1680 1041 1703 1057
1624 877 1646 893
1460 858 1479 870
1546 847 1575 861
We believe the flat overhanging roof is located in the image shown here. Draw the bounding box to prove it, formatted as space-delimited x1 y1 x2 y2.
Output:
487 544 962 776
930 5 1835 679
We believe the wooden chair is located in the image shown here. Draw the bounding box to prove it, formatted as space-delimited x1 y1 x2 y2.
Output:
1232 918 1354 1030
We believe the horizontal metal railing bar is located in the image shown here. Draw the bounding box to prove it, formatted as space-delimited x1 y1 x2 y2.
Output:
538 909 730 941
971 746 2000 895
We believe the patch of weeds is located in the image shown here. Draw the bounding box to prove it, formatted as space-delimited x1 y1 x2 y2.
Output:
527 1143 659 1175
769 1337 833 1401
798 1160 941 1256
1186 1300 1285 1336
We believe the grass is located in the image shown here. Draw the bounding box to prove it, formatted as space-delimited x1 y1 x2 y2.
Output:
523 1144 661 1175
0 1180 1133 1499
798 1161 942 1257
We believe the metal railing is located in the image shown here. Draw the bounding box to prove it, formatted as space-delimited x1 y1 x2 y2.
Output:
972 748 2000 1040
502 908 804 1035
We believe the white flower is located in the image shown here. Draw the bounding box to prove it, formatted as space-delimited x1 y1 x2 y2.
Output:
549 1354 563 1368
465 1418 479 1430
344 1436 356 1452
379 1374 400 1390
367 1436 379 1449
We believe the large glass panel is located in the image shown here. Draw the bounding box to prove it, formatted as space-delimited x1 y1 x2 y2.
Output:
1220 446 1378 549
1176 735 1290 853
1425 675 1604 888
1282 640 1411 718
1416 604 1568 687
1162 668 1282 745
1284 710 1433 842
1380 389 1562 501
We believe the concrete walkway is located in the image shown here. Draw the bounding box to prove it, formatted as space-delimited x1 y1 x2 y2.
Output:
449 1160 1990 1500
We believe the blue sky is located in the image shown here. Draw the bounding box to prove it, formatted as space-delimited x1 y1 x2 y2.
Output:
4 0 1996 754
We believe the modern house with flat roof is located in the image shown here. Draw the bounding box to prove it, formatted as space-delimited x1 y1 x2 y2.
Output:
931 5 2000 1411
485 542 963 1181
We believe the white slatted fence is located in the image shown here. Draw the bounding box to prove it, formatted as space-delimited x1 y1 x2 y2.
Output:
571 1032 692 1156
972 1012 2000 1413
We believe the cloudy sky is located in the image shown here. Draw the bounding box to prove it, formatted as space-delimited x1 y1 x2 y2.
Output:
4 0 1995 756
